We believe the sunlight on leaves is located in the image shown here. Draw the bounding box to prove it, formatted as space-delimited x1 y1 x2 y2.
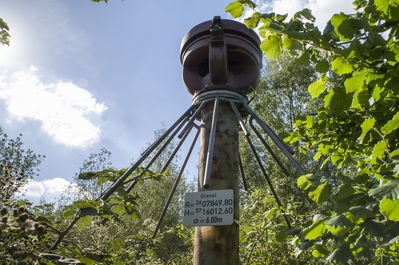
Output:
380 198 399 221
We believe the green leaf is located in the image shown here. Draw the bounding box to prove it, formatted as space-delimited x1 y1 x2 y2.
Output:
381 111 399 135
326 214 351 227
344 70 367 93
364 219 386 237
331 153 343 165
225 1 244 18
73 200 99 209
275 226 289 243
305 116 314 129
331 13 355 41
315 60 330 73
240 0 257 9
390 149 399 159
297 174 313 190
371 140 386 164
326 214 352 236
331 57 353 75
296 51 310 65
78 172 98 180
111 204 126 217
351 90 369 110
294 8 315 22
375 0 399 14
283 35 302 50
369 180 399 200
82 253 104 263
348 206 374 224
360 118 376 143
326 244 352 264
260 34 282 60
308 80 326 98
63 208 77 220
304 219 327 240
324 86 352 113
380 198 399 221
369 31 387 46
244 12 260 28
76 215 92 230
309 182 331 203
80 207 97 217
312 245 329 258
335 184 355 201
112 238 123 253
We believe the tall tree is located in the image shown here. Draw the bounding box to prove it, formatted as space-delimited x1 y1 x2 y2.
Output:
238 54 323 264
0 128 43 202
227 0 399 264
53 129 193 264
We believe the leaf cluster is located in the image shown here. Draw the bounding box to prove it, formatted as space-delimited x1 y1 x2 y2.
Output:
0 200 52 264
228 0 399 263
0 18 10 46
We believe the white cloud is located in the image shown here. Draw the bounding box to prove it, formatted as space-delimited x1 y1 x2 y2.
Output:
17 177 72 198
272 0 305 21
0 66 107 147
19 180 46 198
16 177 88 204
305 0 354 29
250 0 355 29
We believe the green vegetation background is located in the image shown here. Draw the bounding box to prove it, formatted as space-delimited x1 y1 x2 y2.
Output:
1 0 399 264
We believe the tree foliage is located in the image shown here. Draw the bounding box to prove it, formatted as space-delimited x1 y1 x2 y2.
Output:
0 128 44 202
238 54 323 264
0 18 10 46
2 0 399 263
227 0 399 263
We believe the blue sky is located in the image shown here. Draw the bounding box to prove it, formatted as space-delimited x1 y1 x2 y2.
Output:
0 0 353 202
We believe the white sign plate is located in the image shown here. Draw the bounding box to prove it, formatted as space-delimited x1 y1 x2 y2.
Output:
183 189 234 227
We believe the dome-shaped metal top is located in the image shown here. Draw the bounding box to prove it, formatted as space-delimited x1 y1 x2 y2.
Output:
180 16 262 96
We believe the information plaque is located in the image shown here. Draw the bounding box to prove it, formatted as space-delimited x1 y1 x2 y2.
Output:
183 189 234 227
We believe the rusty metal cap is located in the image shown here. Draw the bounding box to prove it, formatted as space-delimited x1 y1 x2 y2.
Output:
180 17 262 96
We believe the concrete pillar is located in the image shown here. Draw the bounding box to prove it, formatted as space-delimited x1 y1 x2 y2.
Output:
194 101 240 265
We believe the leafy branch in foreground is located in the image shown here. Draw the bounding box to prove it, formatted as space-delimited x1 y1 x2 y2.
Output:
0 18 10 46
227 0 399 264
51 167 165 250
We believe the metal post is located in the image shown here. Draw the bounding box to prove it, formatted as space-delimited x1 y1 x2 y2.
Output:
194 100 240 265
181 17 262 265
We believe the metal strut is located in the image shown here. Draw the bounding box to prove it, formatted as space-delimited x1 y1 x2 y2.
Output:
125 115 189 193
238 146 248 192
161 123 198 173
230 100 292 228
229 100 249 191
179 101 207 139
153 127 200 238
203 97 220 188
249 118 290 177
245 132 292 229
50 104 196 250
101 104 196 201
51 93 309 250
242 102 306 176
